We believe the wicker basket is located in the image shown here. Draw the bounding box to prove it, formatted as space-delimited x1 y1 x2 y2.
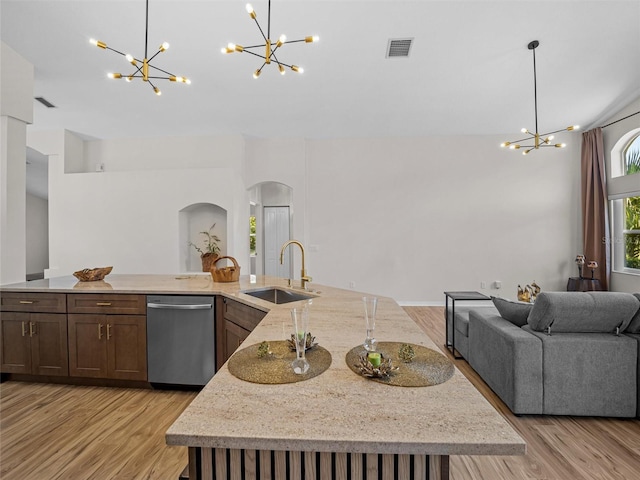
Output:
73 266 113 282
210 256 241 283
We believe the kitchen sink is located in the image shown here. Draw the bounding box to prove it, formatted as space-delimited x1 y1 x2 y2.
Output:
242 287 315 304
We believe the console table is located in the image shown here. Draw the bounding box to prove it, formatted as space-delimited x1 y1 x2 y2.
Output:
566 277 603 292
443 291 491 359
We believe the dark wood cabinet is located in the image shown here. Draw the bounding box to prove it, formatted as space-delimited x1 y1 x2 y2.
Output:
0 293 68 376
217 297 267 369
67 294 147 381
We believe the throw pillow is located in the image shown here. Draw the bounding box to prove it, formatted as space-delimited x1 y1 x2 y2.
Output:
627 293 640 333
491 296 532 327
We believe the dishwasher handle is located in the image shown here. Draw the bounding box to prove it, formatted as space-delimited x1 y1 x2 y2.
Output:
147 303 212 310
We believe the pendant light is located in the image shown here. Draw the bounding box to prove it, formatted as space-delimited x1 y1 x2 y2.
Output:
90 0 190 96
501 40 579 155
222 1 319 78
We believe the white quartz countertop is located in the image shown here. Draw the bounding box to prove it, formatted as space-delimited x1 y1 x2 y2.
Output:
1 274 526 456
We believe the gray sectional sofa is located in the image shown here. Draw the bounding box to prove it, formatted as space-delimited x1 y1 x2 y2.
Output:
464 291 640 418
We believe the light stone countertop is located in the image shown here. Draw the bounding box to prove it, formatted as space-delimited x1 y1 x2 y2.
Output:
1 274 526 456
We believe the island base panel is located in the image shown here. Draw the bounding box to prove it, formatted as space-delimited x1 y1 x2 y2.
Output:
187 447 449 480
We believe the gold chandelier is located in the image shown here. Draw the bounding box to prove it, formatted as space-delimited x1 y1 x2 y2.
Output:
222 1 319 78
501 40 579 155
90 0 190 96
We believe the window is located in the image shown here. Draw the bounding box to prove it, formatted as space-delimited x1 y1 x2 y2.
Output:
610 131 640 274
249 215 256 256
623 135 640 176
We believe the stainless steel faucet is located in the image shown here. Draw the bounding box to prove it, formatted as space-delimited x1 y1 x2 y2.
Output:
279 240 312 290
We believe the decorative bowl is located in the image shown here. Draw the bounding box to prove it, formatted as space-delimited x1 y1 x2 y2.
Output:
73 266 113 282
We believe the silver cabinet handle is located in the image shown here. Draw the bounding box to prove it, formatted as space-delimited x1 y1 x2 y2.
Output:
147 303 212 310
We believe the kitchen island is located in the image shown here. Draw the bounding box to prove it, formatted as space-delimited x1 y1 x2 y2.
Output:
162 277 526 480
1 274 525 479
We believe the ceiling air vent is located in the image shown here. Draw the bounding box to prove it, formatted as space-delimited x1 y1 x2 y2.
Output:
386 38 413 58
34 96 56 108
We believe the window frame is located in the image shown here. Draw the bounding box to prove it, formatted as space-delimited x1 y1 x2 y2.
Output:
608 128 640 276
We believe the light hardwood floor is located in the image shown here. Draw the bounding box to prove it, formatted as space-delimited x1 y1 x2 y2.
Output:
1 306 639 480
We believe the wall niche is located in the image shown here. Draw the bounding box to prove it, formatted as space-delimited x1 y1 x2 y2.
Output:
179 203 227 273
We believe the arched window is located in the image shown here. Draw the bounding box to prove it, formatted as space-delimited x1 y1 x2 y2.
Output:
609 129 640 273
622 134 640 176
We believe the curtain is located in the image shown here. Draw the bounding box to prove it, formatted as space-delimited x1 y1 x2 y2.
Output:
581 128 610 290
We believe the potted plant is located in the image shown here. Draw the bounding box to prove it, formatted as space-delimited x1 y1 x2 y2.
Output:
189 223 221 272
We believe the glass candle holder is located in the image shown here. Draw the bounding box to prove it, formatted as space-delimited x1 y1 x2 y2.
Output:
291 306 310 374
363 296 378 352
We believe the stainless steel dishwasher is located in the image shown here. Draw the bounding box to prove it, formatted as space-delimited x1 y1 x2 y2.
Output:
147 295 215 387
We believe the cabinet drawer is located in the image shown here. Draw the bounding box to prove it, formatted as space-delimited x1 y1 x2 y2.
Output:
0 292 67 313
223 298 267 332
67 294 146 315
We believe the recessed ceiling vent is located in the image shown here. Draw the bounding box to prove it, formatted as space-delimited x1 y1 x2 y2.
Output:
34 96 56 108
386 38 413 58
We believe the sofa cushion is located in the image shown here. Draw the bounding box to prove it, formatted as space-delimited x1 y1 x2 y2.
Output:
491 296 532 327
527 292 640 333
626 293 640 334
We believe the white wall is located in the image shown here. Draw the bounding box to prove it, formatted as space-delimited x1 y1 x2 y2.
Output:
26 193 48 276
0 42 33 284
26 131 247 278
305 135 581 302
25 128 583 302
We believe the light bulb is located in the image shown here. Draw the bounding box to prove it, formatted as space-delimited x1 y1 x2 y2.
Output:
291 65 303 73
523 150 529 155
154 87 162 96
246 4 256 18
185 78 191 85
556 143 566 148
221 47 229 54
253 69 261 79
277 34 286 47
91 38 107 49
521 128 527 133
125 76 133 82
107 72 122 79
279 64 286 75
567 125 580 131
305 36 319 43
126 54 133 62
500 142 510 148
159 42 170 52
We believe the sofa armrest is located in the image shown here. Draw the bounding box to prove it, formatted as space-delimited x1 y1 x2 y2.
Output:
468 309 543 415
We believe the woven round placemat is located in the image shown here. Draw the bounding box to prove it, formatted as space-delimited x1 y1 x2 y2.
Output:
228 340 332 384
345 342 454 387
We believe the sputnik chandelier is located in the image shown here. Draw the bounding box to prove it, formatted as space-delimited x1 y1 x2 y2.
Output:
90 0 190 96
501 40 579 155
222 0 319 78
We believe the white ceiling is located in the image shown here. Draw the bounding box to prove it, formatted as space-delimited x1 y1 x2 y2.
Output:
2 0 639 142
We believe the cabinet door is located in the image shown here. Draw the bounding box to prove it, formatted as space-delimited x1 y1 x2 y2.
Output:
68 314 108 378
30 313 69 376
224 320 251 363
0 312 31 374
107 315 147 381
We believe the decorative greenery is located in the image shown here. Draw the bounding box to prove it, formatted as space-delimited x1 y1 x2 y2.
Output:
355 352 398 378
189 223 221 256
624 148 640 175
249 216 256 255
257 341 271 358
287 332 318 351
625 195 640 269
398 343 416 363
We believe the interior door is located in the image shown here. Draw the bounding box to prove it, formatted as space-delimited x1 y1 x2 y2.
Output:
263 206 290 278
